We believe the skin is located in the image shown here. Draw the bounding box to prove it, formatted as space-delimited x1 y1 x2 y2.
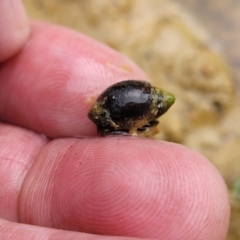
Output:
0 0 230 239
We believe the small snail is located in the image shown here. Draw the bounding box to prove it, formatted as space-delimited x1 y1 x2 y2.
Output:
88 80 175 136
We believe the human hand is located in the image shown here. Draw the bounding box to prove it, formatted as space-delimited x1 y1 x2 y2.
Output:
0 1 230 239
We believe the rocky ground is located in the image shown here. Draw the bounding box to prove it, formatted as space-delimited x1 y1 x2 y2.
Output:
22 0 240 239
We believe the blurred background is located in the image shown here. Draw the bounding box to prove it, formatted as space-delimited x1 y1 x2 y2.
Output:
22 0 240 239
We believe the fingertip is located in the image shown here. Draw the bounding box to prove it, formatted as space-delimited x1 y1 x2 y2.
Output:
0 21 148 137
20 137 229 240
98 138 230 239
101 138 230 239
0 0 30 62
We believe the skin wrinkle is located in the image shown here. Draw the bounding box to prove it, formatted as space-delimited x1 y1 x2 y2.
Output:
49 139 96 229
83 144 97 230
51 140 76 228
50 141 69 229
17 138 49 223
77 138 98 170
1 156 29 173
39 139 74 228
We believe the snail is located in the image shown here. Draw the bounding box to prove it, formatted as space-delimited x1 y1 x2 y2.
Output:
88 80 175 136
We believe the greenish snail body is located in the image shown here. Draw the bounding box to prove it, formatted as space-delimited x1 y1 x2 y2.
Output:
88 80 175 136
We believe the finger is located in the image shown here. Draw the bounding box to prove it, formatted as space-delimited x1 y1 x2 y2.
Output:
0 123 47 220
0 123 229 240
0 219 145 240
0 21 148 138
0 0 30 62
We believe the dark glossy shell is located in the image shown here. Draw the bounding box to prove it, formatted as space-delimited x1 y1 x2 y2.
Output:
96 81 153 120
88 80 175 135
